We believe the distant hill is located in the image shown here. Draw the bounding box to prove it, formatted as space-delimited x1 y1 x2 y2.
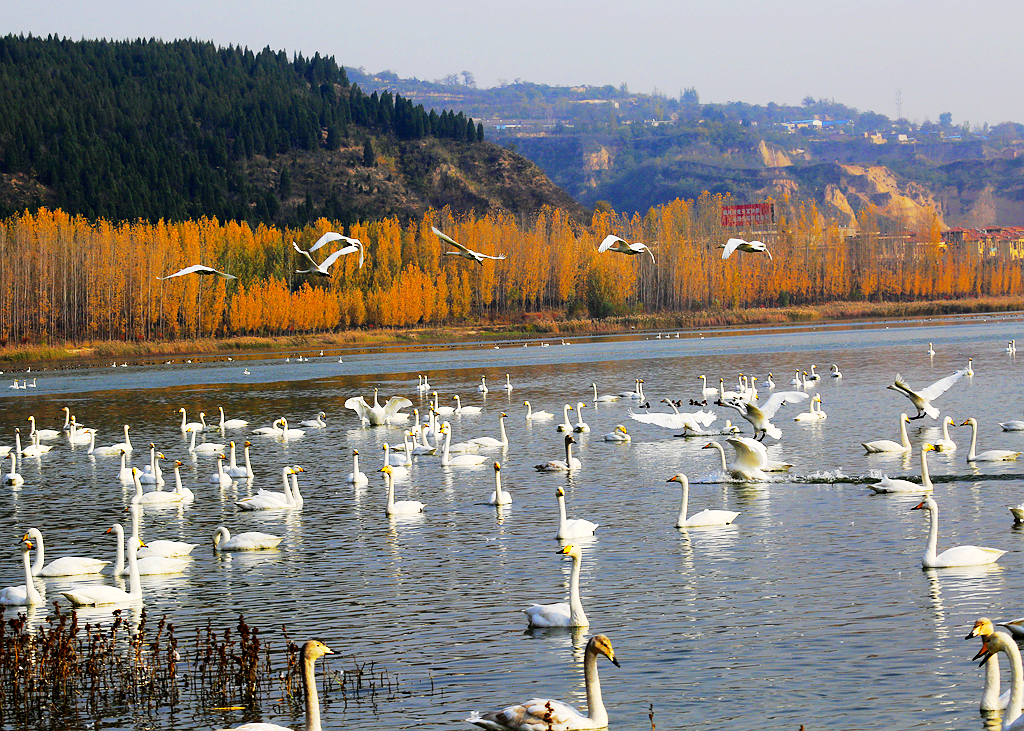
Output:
0 35 584 225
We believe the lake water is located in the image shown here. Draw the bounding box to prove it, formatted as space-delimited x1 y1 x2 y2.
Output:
3 313 1024 731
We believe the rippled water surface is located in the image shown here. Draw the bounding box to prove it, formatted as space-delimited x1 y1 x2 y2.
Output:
4 314 1024 731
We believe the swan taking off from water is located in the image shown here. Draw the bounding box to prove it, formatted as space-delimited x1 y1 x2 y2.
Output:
466 634 619 731
597 234 656 264
667 473 739 527
346 388 412 425
720 237 772 260
524 543 589 628
702 439 768 482
432 226 506 264
717 390 809 441
912 494 1006 568
887 369 966 420
158 264 236 280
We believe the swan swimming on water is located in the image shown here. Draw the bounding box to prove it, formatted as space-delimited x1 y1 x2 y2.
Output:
488 462 512 505
912 494 1006 568
862 413 911 453
22 527 107 577
466 634 619 731
667 473 739 527
1 540 44 606
523 543 589 627
554 486 597 539
868 443 935 494
962 417 1022 461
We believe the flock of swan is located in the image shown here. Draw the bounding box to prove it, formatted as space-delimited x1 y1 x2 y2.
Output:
4 333 1024 730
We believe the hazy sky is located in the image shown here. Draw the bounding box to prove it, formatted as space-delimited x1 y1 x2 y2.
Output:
6 0 1020 127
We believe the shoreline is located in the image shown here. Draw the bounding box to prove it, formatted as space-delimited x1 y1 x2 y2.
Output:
3 295 1024 371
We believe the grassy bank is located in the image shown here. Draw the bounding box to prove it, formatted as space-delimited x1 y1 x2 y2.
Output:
3 295 1023 370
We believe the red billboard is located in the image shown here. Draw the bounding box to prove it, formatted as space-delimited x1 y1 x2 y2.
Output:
721 202 775 227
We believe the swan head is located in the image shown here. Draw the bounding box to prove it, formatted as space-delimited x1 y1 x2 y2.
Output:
564 434 577 445
961 418 977 427
922 443 936 453
500 412 507 419
380 465 393 478
901 413 910 422
967 617 995 640
587 634 620 668
174 460 184 467
666 473 689 486
20 539 33 554
302 639 334 663
556 487 565 498
494 462 501 472
558 544 582 559
244 440 251 447
911 496 936 512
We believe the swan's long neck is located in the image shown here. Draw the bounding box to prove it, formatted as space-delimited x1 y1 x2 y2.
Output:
494 470 503 501
301 650 324 731
592 384 598 400
229 443 238 469
129 500 141 545
565 440 574 465
499 416 508 445
582 643 608 727
180 410 187 430
441 428 452 465
243 445 252 473
923 503 939 566
920 447 932 489
526 402 533 418
676 477 690 526
124 425 132 449
112 524 125 575
1004 634 1024 726
174 466 184 495
352 453 360 474
968 421 979 460
126 540 142 599
941 419 952 442
568 550 588 626
27 528 44 575
219 407 226 428
282 468 294 504
21 546 41 604
214 527 230 549
899 417 910 448
385 472 395 513
713 443 727 473
981 650 1002 711
563 404 571 426
290 472 302 505
557 494 568 529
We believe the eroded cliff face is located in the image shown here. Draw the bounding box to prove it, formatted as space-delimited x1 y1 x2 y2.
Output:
940 185 1024 227
837 165 945 229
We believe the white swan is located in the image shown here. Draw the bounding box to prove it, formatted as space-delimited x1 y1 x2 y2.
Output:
630 400 717 432
478 376 489 393
179 407 204 433
699 374 718 397
226 441 254 478
793 394 825 421
868 443 935 494
277 418 305 440
440 423 488 466
252 418 285 436
912 494 1006 567
599 233 656 263
27 416 60 440
416 375 431 392
93 424 133 455
721 236 772 260
139 443 165 486
300 411 327 428
927 342 936 356
131 467 185 506
346 388 412 425
554 487 597 539
702 439 768 482
109 521 189 575
603 425 630 442
591 383 619 403
573 402 590 433
68 417 94 444
524 543 588 627
717 391 809 441
4 451 24 486
126 500 197 558
467 634 619 731
236 467 300 510
380 465 425 515
207 455 233 487
973 628 1024 729
1 539 44 606
213 526 282 551
20 430 52 458
501 374 514 392
431 391 455 416
169 461 195 503
556 403 574 432
117 450 134 483
488 461 512 505
829 363 842 378
765 373 776 389
469 412 509 448
536 435 582 472
1000 407 1024 432
453 394 482 414
381 442 411 473
862 413 911 453
962 417 1022 461
667 473 739 527
218 406 249 429
62 535 143 606
934 416 957 451
189 427 225 455
887 369 966 420
346 449 368 485
22 527 108 577
1010 340 1018 354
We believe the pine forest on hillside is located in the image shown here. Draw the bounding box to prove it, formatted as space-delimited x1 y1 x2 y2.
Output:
1 200 1020 346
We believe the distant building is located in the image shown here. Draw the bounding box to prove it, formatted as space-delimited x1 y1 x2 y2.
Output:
943 226 1024 259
